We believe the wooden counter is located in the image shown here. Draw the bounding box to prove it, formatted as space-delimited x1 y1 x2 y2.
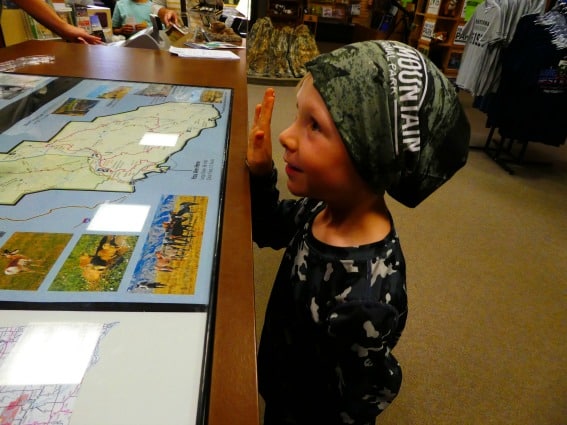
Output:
0 41 257 425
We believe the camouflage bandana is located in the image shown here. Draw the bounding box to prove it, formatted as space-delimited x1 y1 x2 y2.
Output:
305 40 470 208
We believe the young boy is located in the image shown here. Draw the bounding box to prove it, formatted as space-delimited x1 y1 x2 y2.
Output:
248 40 470 425
112 0 152 37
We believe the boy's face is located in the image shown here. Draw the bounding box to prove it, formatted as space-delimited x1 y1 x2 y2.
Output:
279 76 367 201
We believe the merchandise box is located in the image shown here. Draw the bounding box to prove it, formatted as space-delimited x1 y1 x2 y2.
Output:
321 6 333 17
426 0 441 15
87 5 112 30
454 23 467 45
72 4 91 32
53 2 73 24
350 3 360 15
447 51 462 70
420 17 436 41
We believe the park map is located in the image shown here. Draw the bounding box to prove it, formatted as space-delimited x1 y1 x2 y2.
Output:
0 74 222 204
0 73 232 307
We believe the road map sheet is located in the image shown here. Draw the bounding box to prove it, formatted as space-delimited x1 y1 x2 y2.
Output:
0 73 232 309
0 322 114 425
0 310 208 425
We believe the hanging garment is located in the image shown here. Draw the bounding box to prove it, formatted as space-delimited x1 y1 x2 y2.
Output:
456 0 503 95
535 0 567 49
489 11 567 146
456 0 549 96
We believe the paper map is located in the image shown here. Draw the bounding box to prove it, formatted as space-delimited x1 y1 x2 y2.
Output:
0 322 116 425
1 102 219 204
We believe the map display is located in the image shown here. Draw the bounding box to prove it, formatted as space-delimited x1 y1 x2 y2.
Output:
0 73 232 309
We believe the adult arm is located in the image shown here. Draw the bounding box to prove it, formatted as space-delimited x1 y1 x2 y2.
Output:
14 0 102 44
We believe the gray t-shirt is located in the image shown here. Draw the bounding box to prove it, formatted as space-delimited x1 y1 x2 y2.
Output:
456 0 503 95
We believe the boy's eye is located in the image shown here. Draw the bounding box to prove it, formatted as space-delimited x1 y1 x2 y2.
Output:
309 118 320 132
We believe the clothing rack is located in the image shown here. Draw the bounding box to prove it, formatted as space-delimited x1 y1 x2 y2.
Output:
458 0 566 173
480 130 555 174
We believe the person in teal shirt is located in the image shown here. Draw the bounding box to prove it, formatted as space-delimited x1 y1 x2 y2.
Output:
112 0 153 37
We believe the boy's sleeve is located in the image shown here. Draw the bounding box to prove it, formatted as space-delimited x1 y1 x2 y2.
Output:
327 299 404 423
249 168 303 250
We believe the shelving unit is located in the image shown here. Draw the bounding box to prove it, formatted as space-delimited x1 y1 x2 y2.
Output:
409 0 467 77
304 0 361 24
263 0 360 33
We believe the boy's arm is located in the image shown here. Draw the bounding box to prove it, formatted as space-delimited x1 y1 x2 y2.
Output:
250 170 308 249
248 88 282 247
328 298 405 423
248 88 305 248
247 88 275 176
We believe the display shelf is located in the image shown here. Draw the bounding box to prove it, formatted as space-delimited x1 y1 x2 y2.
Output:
303 13 318 34
305 0 360 24
262 0 362 29
267 0 302 26
409 0 466 76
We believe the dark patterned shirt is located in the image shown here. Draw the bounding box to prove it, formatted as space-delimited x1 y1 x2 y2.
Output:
251 169 408 425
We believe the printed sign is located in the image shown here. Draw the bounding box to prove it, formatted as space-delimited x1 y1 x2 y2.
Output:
421 18 436 41
454 24 467 45
426 0 441 15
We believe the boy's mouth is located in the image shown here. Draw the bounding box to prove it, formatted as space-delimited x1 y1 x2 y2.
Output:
284 160 301 172
284 162 302 176
283 155 301 171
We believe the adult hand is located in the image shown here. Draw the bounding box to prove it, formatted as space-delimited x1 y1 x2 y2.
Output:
158 8 179 27
59 23 103 44
247 88 275 176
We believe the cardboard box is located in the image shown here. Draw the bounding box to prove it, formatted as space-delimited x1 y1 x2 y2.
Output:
454 23 467 45
426 0 441 15
321 6 333 17
87 5 111 29
420 17 436 41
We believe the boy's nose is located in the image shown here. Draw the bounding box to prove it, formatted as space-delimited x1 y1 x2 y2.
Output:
279 124 297 150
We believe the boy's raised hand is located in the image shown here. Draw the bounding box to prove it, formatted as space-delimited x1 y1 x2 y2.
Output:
247 88 275 176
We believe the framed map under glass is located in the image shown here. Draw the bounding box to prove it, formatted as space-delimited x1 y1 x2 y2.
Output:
0 65 240 425
0 72 232 312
